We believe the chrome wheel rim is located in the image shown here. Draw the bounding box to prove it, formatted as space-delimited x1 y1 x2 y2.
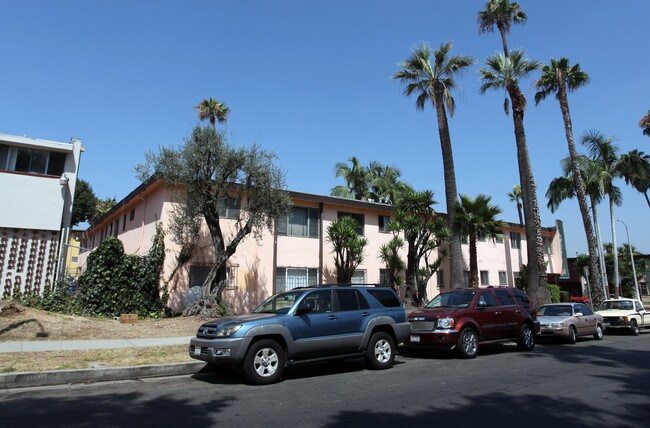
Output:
253 347 279 377
374 339 392 363
462 331 477 356
523 326 534 347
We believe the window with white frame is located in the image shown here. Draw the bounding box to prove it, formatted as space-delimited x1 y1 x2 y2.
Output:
0 144 66 176
218 197 241 219
510 232 521 249
480 270 489 285
277 206 319 238
189 264 237 290
275 267 319 292
379 269 389 286
351 270 366 284
498 271 507 285
463 271 470 288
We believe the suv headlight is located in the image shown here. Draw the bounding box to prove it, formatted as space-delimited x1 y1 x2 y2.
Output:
437 318 455 329
216 323 243 337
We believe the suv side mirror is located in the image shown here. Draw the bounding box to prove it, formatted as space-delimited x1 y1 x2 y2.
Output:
296 300 313 315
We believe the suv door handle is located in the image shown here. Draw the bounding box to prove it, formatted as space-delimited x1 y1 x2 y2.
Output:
515 310 521 314
328 315 338 320
495 311 502 315
361 312 370 317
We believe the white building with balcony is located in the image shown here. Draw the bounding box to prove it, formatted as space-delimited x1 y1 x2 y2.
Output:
0 133 82 297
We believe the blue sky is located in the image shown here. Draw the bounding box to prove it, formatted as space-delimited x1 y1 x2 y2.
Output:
2 1 648 257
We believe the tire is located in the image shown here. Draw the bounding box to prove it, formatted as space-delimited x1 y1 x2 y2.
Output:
242 339 285 385
593 324 604 340
567 326 577 344
365 332 395 370
456 328 478 359
630 320 640 336
516 323 535 351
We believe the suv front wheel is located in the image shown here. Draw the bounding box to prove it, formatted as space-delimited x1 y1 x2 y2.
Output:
456 328 478 359
365 332 395 369
516 324 535 351
243 339 286 385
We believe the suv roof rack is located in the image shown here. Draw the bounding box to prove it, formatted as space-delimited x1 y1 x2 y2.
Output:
316 283 383 288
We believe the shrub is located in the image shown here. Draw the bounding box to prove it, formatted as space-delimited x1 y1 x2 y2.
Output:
547 283 561 303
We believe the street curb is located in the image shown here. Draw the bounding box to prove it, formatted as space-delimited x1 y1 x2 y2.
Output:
0 361 207 390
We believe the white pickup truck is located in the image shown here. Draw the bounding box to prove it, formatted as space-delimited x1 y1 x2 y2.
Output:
596 298 649 335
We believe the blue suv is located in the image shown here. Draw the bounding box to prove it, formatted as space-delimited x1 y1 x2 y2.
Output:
189 284 410 384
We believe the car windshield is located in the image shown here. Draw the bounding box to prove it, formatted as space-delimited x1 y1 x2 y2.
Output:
426 291 476 309
253 290 305 314
539 305 573 317
600 300 634 311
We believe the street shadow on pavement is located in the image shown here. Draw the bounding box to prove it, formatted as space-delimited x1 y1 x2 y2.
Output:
192 357 406 385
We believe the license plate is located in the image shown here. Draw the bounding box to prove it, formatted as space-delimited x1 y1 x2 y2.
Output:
410 335 420 343
193 346 202 356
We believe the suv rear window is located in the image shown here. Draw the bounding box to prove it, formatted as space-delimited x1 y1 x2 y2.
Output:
367 289 401 307
495 289 515 306
512 289 532 306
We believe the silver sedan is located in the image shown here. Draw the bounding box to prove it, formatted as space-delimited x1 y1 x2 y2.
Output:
537 303 605 344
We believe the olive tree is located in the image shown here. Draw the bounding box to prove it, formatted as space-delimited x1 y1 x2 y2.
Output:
136 125 291 316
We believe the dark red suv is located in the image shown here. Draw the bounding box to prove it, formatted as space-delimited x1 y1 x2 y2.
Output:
404 287 540 358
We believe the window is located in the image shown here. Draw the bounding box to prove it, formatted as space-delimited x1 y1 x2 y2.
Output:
123 214 127 231
302 290 333 313
113 219 119 237
437 270 444 289
276 267 319 292
338 212 365 235
336 289 370 311
543 237 552 254
351 270 366 284
71 257 79 263
512 289 531 306
277 206 319 238
379 269 389 287
498 271 507 286
480 270 489 286
463 271 470 288
478 291 496 307
510 232 521 249
130 208 135 221
47 152 66 176
578 304 594 316
219 197 242 219
378 215 391 233
0 144 8 170
495 289 515 306
367 289 401 307
16 148 48 174
189 264 237 290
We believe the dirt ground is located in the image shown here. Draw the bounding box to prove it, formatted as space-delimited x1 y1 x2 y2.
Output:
0 304 205 342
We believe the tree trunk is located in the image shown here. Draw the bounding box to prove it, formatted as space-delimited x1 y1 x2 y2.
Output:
517 203 523 227
506 82 550 307
498 25 509 58
431 86 463 289
591 199 609 298
469 235 479 287
404 237 418 307
556 73 603 307
610 198 620 298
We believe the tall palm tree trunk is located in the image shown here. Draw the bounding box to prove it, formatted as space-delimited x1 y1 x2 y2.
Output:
609 198 620 298
507 82 549 306
432 85 463 289
498 26 509 58
556 74 604 306
469 235 479 288
591 200 609 297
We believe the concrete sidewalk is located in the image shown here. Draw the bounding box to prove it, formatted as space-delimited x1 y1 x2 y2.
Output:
0 336 193 353
0 336 206 390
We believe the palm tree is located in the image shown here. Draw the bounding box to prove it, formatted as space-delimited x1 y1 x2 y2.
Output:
326 217 368 283
534 57 603 307
367 162 407 204
331 156 369 200
640 111 650 137
477 0 527 58
479 50 550 306
195 98 229 126
546 159 609 299
618 149 650 208
507 184 523 226
392 41 474 289
455 194 504 288
581 130 623 298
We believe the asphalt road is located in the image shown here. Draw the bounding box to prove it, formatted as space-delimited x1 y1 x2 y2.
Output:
2 332 650 427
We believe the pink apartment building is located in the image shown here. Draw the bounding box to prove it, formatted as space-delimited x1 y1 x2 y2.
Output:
79 178 567 314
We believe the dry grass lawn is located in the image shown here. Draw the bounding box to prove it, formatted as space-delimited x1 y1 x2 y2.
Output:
0 302 208 373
